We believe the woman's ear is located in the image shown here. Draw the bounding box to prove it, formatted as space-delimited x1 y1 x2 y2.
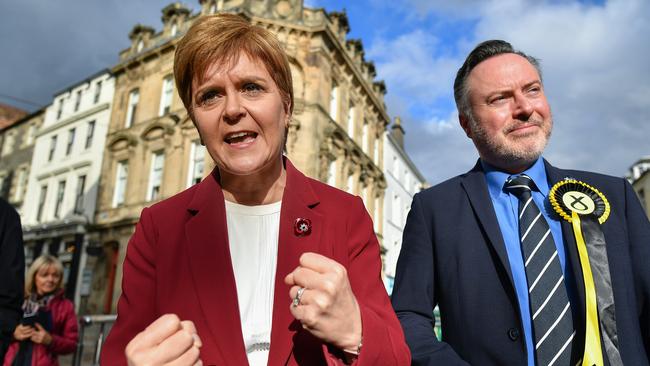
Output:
284 98 292 116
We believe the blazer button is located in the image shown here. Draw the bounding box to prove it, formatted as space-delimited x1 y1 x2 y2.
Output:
507 328 519 341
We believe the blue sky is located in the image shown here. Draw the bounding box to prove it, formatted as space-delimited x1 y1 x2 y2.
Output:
311 0 650 183
2 0 648 184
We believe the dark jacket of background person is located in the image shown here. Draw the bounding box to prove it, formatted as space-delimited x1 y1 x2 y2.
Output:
0 198 24 360
3 289 78 366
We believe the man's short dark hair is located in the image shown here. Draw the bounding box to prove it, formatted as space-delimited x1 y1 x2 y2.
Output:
453 40 542 119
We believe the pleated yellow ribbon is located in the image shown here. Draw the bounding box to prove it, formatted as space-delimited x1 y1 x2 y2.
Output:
572 211 604 366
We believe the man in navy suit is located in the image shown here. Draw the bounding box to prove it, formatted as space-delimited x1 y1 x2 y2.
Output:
391 40 650 365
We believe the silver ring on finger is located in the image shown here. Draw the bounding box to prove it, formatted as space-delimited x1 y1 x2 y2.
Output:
292 287 306 307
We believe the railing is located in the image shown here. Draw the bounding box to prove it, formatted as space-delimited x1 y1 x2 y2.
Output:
72 314 117 366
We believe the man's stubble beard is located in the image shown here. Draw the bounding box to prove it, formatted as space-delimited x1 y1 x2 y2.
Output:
468 113 552 171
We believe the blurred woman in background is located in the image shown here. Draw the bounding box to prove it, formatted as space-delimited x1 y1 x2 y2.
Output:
3 255 78 366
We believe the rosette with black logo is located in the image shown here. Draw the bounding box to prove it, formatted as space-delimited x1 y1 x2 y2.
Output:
549 179 610 224
548 179 621 366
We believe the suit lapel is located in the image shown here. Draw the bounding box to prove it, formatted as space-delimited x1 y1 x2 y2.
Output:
185 171 248 365
267 159 323 365
460 161 515 288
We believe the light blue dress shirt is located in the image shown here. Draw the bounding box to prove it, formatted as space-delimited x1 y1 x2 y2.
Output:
482 157 572 366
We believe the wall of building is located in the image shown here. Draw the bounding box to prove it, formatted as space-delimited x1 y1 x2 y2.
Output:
0 110 44 214
382 129 426 293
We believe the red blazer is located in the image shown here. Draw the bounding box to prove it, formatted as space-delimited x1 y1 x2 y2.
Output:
3 290 79 366
100 159 410 365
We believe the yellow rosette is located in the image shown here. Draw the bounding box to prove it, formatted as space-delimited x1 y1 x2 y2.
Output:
549 179 611 366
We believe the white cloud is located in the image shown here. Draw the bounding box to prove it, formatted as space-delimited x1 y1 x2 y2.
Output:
372 0 650 184
402 112 479 184
367 30 460 114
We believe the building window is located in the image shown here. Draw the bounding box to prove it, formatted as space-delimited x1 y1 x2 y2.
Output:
54 180 66 218
25 124 36 146
374 136 379 163
13 168 27 202
171 23 178 37
329 81 338 121
37 184 48 222
74 90 82 112
187 141 205 188
48 135 57 161
56 99 64 120
404 203 410 225
347 173 354 194
147 152 165 201
347 102 355 139
393 194 401 224
209 4 216 13
159 76 174 116
85 120 95 149
74 175 86 214
125 89 139 128
373 196 380 232
327 159 337 186
66 128 75 156
112 161 128 207
94 81 102 104
136 39 144 52
1 132 14 156
362 121 369 152
393 156 399 178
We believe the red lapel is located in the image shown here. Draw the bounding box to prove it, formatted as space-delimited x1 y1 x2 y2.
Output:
185 171 248 365
267 158 323 365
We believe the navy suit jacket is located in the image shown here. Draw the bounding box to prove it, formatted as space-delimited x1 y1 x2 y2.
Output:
0 198 24 360
391 160 650 365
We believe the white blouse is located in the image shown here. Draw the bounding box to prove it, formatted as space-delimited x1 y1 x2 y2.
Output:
225 200 281 366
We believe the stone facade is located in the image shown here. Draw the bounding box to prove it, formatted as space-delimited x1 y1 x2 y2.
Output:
88 0 390 313
0 109 45 214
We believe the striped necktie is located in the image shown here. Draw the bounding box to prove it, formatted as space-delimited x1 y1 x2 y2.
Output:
505 174 576 366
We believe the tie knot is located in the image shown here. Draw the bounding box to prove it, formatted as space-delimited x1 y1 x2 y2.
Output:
504 174 537 199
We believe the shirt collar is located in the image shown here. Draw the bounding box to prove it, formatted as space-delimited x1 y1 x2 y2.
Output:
481 157 550 199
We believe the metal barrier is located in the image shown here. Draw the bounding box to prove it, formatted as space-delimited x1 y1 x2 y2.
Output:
72 314 117 366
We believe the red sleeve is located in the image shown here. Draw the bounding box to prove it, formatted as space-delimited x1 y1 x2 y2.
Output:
100 208 158 365
324 197 411 365
48 299 78 355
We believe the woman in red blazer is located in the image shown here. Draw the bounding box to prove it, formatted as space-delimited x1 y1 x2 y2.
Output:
100 13 409 366
4 255 78 366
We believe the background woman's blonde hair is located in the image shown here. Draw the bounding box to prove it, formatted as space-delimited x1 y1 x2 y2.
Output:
25 254 64 298
174 13 294 118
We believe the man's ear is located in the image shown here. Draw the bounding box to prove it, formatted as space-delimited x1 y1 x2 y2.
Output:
459 113 472 138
